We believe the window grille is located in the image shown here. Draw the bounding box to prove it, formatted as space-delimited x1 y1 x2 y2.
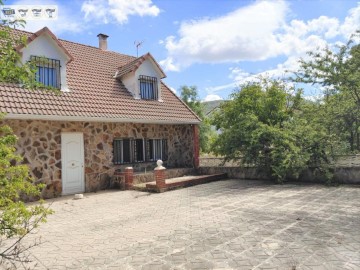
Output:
113 139 131 164
30 55 61 89
134 139 145 162
139 75 158 100
113 138 167 164
147 139 168 161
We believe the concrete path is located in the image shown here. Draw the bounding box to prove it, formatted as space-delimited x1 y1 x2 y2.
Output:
21 179 360 269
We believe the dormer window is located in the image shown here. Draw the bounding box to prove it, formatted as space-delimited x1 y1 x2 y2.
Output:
139 75 158 100
116 53 166 101
30 55 61 89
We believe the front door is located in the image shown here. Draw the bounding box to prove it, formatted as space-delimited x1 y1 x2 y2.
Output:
61 132 84 195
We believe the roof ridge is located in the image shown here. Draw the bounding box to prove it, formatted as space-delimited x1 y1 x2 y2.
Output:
0 25 137 60
59 38 137 59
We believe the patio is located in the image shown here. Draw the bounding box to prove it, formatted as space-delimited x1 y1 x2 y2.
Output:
23 179 360 269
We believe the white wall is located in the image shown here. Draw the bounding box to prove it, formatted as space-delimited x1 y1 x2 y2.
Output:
20 34 70 92
134 59 162 101
122 73 137 99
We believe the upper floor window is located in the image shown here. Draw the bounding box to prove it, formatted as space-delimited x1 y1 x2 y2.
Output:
30 55 61 89
139 75 158 100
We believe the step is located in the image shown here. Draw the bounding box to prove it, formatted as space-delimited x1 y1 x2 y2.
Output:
143 173 228 192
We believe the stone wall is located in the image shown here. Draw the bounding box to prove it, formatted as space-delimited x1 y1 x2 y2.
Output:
3 119 196 198
199 157 360 184
198 166 269 180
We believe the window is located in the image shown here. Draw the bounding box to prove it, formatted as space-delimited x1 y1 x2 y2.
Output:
113 138 167 164
134 139 145 162
113 139 132 164
147 139 168 161
30 55 61 89
139 75 158 100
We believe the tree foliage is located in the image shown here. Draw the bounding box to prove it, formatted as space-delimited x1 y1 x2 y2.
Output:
0 3 54 268
211 80 336 183
212 31 360 183
180 85 215 153
0 26 59 92
294 31 360 152
0 116 53 269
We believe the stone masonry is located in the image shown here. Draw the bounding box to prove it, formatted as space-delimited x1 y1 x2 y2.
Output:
2 119 196 198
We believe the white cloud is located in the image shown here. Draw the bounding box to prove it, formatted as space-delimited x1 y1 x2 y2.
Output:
160 0 288 71
281 17 339 42
13 0 83 34
205 82 237 94
340 3 360 39
81 0 160 25
160 1 360 73
197 1 360 98
203 94 223 102
159 56 180 72
169 86 177 95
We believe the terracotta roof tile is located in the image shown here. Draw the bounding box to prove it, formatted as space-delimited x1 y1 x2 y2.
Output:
0 27 200 124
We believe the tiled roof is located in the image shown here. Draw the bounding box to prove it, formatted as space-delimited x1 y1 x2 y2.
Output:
116 53 166 79
0 27 201 124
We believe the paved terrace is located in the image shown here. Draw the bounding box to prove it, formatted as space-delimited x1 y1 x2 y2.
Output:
23 179 360 269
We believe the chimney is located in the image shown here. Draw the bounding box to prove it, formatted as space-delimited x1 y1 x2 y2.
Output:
97 33 109 50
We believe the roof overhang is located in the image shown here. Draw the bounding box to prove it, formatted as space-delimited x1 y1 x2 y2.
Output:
4 113 201 125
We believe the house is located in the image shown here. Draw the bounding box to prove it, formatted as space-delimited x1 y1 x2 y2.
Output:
0 26 201 198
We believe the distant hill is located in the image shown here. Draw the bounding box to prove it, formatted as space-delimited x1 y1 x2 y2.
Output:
202 100 228 116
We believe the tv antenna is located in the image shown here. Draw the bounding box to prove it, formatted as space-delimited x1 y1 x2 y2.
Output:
134 40 144 57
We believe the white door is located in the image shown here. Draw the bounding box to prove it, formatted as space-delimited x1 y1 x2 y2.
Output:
61 133 84 195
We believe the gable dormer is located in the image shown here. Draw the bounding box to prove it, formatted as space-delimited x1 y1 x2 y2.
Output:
16 27 73 92
115 53 166 101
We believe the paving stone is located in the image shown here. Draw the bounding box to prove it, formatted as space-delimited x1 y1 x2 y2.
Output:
7 179 358 270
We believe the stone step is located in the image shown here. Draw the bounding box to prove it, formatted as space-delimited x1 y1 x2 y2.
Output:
141 173 228 192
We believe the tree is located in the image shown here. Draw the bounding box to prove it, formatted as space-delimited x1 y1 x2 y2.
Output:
0 26 55 91
0 119 53 268
294 31 360 152
211 80 336 183
0 3 53 268
180 85 214 153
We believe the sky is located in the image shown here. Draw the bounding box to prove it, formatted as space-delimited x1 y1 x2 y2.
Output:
3 0 360 101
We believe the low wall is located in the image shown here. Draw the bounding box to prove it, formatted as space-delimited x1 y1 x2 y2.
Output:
199 157 360 184
198 166 269 180
298 167 360 184
133 167 197 184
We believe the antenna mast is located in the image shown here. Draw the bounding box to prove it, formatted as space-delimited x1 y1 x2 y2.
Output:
134 40 144 57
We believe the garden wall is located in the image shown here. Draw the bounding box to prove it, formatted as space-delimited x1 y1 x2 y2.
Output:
199 157 360 184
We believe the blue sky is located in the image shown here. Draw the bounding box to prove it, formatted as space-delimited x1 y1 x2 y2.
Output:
4 0 360 101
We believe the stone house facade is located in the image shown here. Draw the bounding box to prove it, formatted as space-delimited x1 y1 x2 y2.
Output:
0 27 201 198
